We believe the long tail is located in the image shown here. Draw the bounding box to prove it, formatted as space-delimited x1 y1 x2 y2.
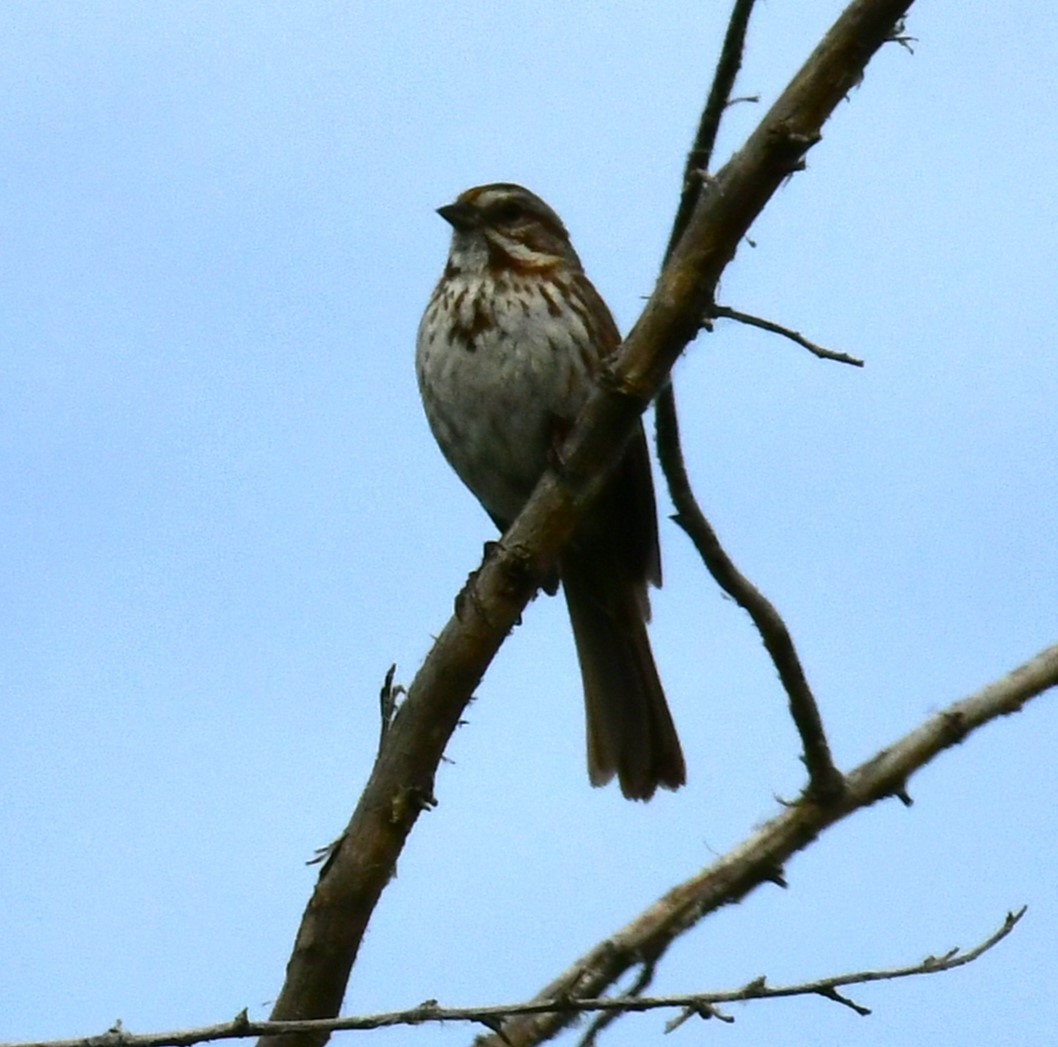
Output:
562 557 686 800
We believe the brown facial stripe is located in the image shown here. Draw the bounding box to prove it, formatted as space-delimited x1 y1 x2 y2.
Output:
483 232 562 274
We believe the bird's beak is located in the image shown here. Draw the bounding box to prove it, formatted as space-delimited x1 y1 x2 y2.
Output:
437 201 478 232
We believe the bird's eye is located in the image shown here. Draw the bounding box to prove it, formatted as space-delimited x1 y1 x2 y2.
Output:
494 201 524 223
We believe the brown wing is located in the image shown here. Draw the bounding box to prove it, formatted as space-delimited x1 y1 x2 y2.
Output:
561 272 682 798
572 272 662 594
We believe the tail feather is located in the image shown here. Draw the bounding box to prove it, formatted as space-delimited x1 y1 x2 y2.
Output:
562 558 685 800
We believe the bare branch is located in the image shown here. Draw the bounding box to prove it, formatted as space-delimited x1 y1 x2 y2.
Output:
712 303 866 366
654 0 844 801
9 911 1023 1047
474 646 1058 1046
655 384 844 801
260 2 918 1042
662 0 761 263
669 906 1027 1029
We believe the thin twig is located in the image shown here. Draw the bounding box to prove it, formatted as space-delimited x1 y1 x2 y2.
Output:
669 906 1026 1030
9 910 1023 1047
575 959 657 1047
712 303 865 366
654 0 843 802
654 386 844 800
663 0 761 262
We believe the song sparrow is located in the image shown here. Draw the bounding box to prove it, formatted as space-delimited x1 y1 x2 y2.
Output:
416 183 685 800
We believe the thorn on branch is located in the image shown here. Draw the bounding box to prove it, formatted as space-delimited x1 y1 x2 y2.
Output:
763 862 788 889
889 19 917 52
409 999 441 1024
1005 906 1029 927
89 1020 129 1047
379 663 403 748
817 985 872 1016
786 130 822 149
390 783 438 827
923 947 960 968
307 834 344 869
696 1001 734 1023
664 1000 734 1033
477 1015 513 1045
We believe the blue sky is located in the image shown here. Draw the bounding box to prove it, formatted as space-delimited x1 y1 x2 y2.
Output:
2 3 1056 1045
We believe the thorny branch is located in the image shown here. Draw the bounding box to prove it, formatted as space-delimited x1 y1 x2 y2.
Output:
474 644 1058 1047
6 910 1024 1047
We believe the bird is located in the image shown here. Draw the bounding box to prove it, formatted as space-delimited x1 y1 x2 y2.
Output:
416 183 685 799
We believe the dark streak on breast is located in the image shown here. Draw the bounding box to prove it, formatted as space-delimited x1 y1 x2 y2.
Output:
538 283 562 317
466 299 491 340
448 289 492 354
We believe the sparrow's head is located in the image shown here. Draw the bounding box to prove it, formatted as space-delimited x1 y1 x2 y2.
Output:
437 183 582 274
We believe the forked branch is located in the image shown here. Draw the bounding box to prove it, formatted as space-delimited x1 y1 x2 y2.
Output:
261 2 919 1043
473 645 1058 1047
11 910 1022 1047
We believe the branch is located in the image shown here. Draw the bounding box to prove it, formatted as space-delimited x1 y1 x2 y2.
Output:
9 910 1023 1047
711 303 865 366
655 385 844 801
667 906 1025 1030
574 956 657 1047
654 0 845 801
473 644 1058 1046
662 0 761 262
261 2 917 1042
